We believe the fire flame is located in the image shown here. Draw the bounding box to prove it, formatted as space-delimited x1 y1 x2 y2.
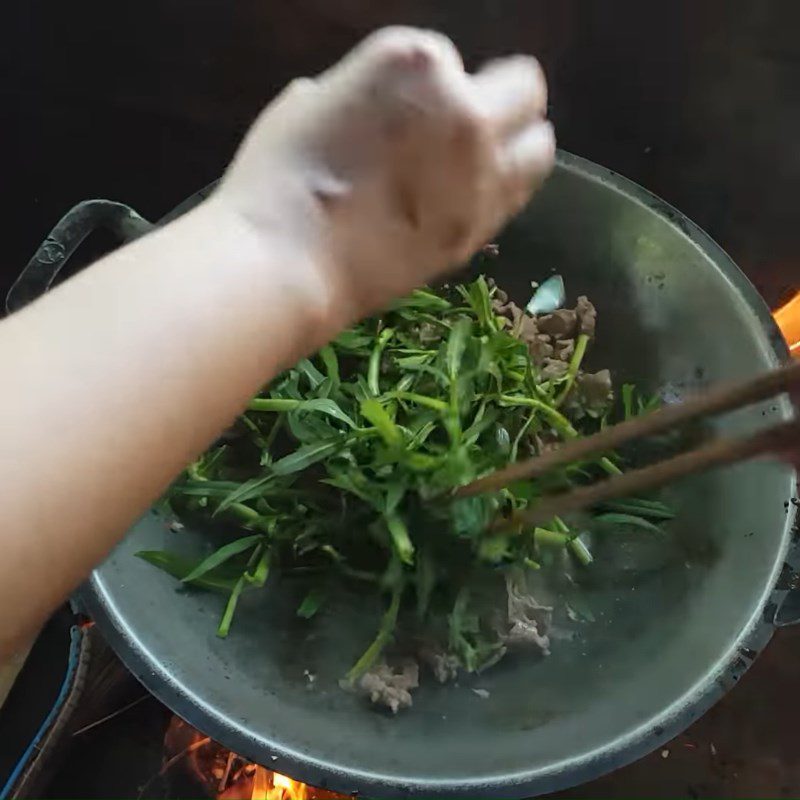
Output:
775 291 800 355
164 717 345 800
251 766 309 800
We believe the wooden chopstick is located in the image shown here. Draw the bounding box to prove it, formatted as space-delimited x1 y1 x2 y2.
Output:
456 359 800 499
499 418 799 530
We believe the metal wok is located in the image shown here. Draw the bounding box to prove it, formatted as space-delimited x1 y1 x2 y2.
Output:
10 151 798 798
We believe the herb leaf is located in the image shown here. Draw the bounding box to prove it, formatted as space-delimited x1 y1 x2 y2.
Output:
180 535 263 583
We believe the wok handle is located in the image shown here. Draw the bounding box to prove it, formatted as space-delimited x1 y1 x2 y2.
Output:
6 200 154 314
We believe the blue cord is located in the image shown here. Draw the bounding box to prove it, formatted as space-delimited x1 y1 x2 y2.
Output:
0 625 84 799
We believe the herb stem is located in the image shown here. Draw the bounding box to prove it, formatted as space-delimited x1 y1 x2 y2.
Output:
569 537 594 566
217 544 263 638
368 327 394 395
498 395 578 439
264 412 284 451
247 398 299 412
553 515 593 567
552 516 570 534
217 577 245 638
534 527 569 548
600 456 623 476
228 503 262 525
555 333 590 407
390 391 449 413
345 583 404 683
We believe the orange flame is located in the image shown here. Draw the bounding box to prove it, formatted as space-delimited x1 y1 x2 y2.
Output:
164 716 344 800
251 767 309 800
774 291 800 356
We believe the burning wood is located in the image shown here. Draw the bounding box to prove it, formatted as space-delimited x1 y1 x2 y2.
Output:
164 716 346 800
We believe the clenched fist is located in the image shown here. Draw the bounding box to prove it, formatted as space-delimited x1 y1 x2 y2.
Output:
217 26 555 329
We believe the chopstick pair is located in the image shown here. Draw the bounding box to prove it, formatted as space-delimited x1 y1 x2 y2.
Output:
455 360 800 529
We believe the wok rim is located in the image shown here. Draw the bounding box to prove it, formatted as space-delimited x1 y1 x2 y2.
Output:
77 150 798 798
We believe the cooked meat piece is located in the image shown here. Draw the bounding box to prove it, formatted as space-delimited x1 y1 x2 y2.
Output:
553 338 575 362
502 573 553 654
492 297 524 329
540 358 568 380
419 645 460 683
520 320 554 364
576 296 597 337
533 433 560 455
491 298 507 315
578 369 613 408
529 339 553 365
359 660 419 714
537 309 577 339
417 321 441 345
516 313 538 341
505 619 551 652
507 303 525 330
494 287 509 305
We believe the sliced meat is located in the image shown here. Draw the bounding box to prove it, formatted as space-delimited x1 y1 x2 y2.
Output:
576 296 597 337
419 645 460 683
540 358 568 381
553 338 575 362
537 309 577 339
516 313 538 342
578 369 613 408
359 660 419 714
502 573 553 655
527 334 553 365
533 433 560 455
417 321 441 345
492 298 524 329
507 303 525 330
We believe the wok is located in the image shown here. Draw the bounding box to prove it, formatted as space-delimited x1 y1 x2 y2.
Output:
10 152 798 798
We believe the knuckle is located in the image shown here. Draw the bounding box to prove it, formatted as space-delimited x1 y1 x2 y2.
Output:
453 103 491 143
369 27 432 63
502 54 546 90
417 29 460 61
367 26 417 51
509 53 544 76
365 26 459 74
286 77 317 95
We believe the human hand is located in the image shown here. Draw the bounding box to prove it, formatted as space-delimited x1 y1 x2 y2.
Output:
216 26 555 332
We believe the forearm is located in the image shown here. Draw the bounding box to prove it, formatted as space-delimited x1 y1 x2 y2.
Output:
0 26 554 658
0 198 329 656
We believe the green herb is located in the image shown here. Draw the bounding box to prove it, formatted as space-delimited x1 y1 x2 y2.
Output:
139 273 673 688
593 512 664 533
297 587 326 619
180 534 263 583
136 551 240 593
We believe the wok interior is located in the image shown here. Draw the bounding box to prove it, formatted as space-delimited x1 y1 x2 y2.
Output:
88 156 795 792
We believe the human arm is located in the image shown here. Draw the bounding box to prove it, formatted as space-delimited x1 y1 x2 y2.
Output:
0 27 554 658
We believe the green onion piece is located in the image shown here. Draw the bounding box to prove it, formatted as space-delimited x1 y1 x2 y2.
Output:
534 527 569 548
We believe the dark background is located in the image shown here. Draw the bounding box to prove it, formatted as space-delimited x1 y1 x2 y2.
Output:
0 0 798 308
1 0 799 796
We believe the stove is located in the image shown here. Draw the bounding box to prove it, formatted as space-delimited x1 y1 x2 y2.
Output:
0 597 799 799
1 614 343 800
